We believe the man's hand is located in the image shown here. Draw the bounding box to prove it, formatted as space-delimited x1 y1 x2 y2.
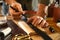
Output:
27 16 49 28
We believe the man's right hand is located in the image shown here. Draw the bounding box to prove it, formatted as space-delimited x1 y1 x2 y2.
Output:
27 16 49 28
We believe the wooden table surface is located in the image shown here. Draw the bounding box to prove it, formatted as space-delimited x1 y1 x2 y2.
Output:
0 15 60 40
11 17 60 40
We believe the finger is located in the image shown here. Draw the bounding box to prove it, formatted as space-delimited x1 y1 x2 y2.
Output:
34 18 41 26
27 18 33 23
27 16 35 23
39 20 46 28
34 17 43 26
23 11 26 14
37 17 43 25
45 22 49 28
32 17 37 25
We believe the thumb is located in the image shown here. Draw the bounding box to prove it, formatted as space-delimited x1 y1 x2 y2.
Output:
27 18 33 23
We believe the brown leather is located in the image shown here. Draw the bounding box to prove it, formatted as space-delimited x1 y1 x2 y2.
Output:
48 4 54 17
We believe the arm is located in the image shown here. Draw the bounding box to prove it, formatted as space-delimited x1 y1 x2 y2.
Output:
27 0 50 28
37 4 46 18
36 0 50 18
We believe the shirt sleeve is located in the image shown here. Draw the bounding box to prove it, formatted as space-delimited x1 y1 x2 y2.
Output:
38 0 50 6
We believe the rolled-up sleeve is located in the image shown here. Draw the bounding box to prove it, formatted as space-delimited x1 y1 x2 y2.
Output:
38 0 50 6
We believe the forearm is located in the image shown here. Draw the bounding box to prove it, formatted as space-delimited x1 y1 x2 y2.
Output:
37 0 50 18
36 4 46 17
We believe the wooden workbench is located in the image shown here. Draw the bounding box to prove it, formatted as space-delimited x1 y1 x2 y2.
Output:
0 15 60 40
11 17 60 40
